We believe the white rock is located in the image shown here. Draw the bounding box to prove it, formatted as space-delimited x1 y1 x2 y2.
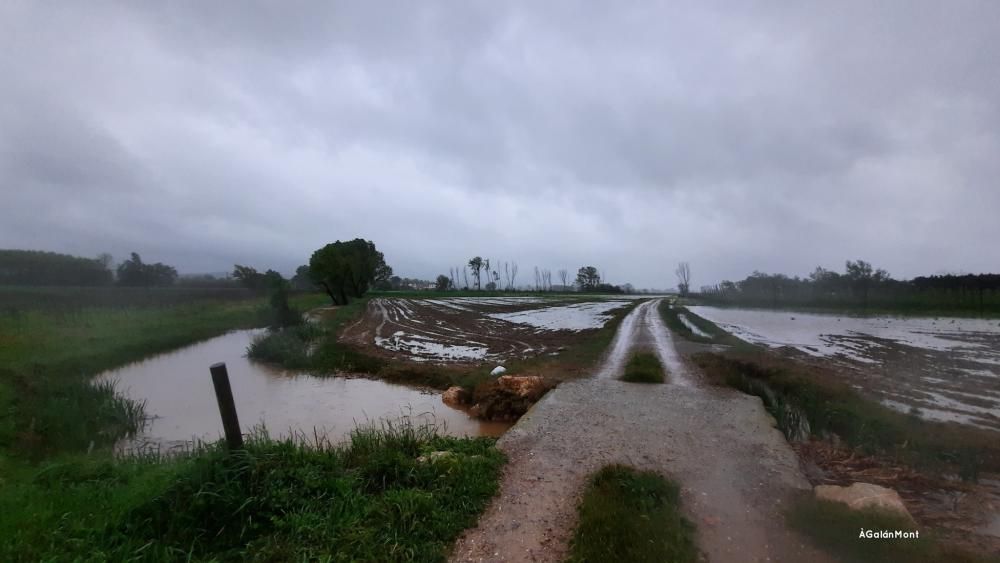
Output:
814 482 913 521
490 366 507 377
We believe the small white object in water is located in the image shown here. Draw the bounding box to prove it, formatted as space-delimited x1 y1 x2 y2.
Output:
490 366 507 377
392 331 405 337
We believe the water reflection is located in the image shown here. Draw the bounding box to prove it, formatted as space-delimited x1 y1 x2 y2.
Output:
96 330 510 452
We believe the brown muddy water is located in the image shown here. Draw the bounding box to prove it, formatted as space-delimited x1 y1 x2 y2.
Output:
96 330 510 454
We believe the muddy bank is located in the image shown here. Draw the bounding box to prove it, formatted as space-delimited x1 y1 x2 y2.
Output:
444 375 555 422
97 329 510 453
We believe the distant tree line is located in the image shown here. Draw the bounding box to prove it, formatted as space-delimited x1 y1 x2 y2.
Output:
698 259 1000 313
0 249 183 287
428 258 628 293
116 253 178 287
0 249 112 286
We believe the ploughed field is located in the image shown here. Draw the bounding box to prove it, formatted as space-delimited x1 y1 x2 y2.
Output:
341 296 633 363
690 306 1000 430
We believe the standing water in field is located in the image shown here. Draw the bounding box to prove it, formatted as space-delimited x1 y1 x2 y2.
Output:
688 306 1000 429
96 330 509 453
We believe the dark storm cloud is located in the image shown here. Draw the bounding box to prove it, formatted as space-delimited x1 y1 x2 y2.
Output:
2 1 998 287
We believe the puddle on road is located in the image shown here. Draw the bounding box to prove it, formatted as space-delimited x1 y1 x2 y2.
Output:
96 330 510 453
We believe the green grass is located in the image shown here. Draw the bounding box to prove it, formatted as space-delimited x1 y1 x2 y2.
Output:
246 323 323 369
568 465 697 563
693 352 1000 479
787 497 995 563
620 352 664 383
0 285 259 312
0 288 327 456
0 422 505 562
659 300 750 347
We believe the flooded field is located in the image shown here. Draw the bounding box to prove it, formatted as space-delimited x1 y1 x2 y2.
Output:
341 297 634 363
98 330 509 454
689 306 1000 429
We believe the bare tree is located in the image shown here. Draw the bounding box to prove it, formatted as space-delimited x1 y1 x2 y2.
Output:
558 269 568 289
676 262 691 296
510 262 519 290
462 266 470 290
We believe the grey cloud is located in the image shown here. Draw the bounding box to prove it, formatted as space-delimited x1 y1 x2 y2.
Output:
1 1 998 288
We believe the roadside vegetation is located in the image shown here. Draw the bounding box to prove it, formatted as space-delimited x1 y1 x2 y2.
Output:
1 422 504 561
658 300 747 347
693 352 1000 479
620 352 664 383
786 497 992 563
658 297 1000 479
567 464 697 563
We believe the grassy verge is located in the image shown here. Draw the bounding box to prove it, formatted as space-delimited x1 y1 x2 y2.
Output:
568 465 697 563
787 497 993 563
621 352 664 383
0 292 325 457
659 300 748 347
693 352 1000 479
0 422 505 562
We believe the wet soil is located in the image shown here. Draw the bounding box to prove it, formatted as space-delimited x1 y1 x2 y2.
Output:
450 300 830 562
340 298 630 364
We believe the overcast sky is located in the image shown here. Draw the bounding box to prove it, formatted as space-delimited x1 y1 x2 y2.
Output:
2 1 998 288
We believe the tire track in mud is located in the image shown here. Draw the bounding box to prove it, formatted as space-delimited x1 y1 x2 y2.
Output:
450 299 830 563
342 298 634 364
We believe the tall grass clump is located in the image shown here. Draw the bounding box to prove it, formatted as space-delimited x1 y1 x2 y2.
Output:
693 352 1000 479
659 301 750 348
568 464 697 563
621 352 665 383
0 421 505 562
246 323 321 369
10 376 147 456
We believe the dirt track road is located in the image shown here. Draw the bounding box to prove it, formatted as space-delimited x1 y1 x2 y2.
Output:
451 299 831 562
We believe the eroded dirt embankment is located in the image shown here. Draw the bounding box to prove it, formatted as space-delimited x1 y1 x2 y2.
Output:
451 299 830 562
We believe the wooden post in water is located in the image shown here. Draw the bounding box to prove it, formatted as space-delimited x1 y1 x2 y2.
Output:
209 362 244 450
